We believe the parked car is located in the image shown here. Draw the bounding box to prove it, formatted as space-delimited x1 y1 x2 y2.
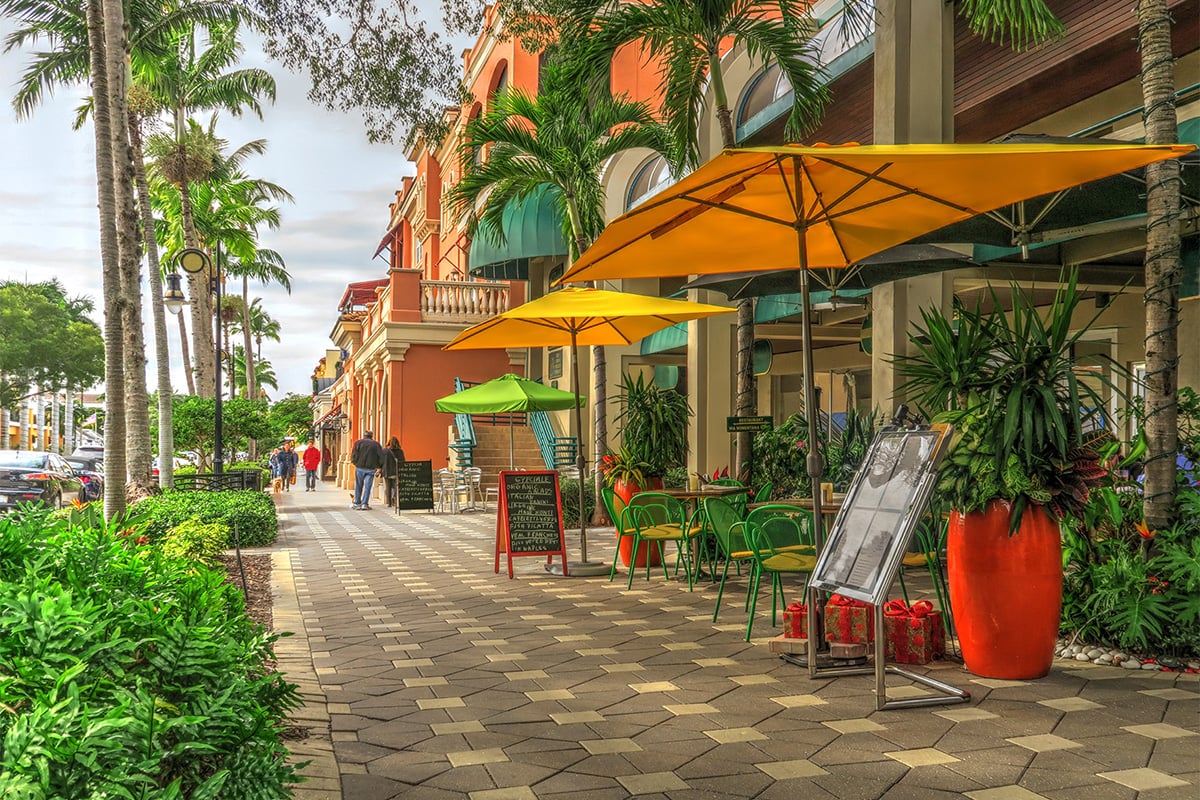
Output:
64 457 104 501
0 450 87 511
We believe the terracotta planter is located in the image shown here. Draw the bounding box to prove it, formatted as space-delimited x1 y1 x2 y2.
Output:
948 499 1062 679
612 476 663 568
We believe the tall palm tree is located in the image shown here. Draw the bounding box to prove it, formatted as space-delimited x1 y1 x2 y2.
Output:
4 0 261 490
447 63 679 521
579 0 828 482
238 297 282 361
142 20 276 398
914 0 1182 523
231 346 278 398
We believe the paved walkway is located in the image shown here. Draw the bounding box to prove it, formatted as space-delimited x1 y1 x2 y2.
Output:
269 487 1198 800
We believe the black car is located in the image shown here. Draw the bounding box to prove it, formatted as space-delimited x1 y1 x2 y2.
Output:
0 450 87 511
64 458 104 501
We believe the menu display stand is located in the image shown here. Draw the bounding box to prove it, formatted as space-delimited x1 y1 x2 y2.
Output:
495 470 569 578
395 460 435 512
791 420 970 711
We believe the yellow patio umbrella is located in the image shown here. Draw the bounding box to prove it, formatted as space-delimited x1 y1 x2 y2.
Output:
444 286 733 575
556 141 1195 549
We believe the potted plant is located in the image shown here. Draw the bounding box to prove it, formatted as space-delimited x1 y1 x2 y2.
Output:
894 271 1116 679
599 447 660 568
613 372 692 481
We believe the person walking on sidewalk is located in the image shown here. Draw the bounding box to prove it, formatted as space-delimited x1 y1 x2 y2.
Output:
302 439 321 491
277 441 299 492
350 430 386 510
383 435 405 507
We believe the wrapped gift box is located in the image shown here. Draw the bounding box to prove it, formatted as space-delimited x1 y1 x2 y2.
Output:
824 594 874 644
782 602 807 639
882 599 946 664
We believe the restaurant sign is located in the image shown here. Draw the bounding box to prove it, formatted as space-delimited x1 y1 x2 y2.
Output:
726 415 773 433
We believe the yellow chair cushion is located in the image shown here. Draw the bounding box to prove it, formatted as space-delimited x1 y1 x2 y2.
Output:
761 553 818 571
902 551 938 568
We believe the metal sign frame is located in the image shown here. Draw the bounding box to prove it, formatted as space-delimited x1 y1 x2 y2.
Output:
794 421 970 710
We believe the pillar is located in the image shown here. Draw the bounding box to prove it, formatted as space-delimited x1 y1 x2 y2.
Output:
688 305 735 476
871 0 956 411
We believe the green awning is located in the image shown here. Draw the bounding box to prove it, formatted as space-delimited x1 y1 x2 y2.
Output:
468 188 570 280
640 321 688 355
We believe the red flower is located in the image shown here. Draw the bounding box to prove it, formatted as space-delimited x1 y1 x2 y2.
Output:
1135 520 1155 540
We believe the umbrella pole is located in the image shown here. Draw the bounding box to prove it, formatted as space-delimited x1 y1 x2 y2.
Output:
509 414 515 470
547 328 609 577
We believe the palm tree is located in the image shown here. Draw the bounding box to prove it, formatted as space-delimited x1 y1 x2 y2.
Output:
447 63 679 521
238 297 282 361
578 0 829 482
924 0 1182 523
231 346 278 398
141 19 276 398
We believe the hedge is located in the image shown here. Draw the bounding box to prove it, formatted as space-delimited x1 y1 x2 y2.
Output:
136 489 278 547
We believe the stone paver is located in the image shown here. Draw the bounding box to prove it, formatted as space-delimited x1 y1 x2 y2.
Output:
271 489 1200 799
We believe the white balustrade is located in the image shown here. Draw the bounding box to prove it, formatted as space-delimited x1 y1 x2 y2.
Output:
420 280 511 323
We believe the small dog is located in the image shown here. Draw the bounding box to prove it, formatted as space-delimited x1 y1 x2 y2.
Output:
271 477 284 494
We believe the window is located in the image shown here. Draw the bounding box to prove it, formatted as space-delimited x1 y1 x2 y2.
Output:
737 64 790 129
626 155 675 211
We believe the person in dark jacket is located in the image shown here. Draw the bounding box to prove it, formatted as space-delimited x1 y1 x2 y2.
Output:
276 442 299 492
350 430 386 510
383 436 406 506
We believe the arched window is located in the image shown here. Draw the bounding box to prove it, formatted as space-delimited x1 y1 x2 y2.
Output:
625 155 674 211
737 64 790 129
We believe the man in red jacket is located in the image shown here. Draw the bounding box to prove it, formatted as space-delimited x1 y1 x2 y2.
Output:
302 439 321 491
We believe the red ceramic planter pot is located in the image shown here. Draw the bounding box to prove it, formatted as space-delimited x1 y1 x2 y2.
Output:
612 477 663 568
948 499 1062 680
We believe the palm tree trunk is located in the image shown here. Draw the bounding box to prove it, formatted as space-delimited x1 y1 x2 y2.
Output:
242 276 256 401
131 114 175 488
1137 0 1181 528
711 56 755 483
110 58 152 496
173 115 214 398
90 0 126 518
177 309 196 395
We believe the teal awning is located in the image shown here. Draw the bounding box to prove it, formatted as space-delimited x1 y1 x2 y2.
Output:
468 188 570 280
754 289 870 323
640 321 688 355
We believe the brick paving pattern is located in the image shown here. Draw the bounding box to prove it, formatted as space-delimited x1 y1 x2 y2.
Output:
270 488 1199 799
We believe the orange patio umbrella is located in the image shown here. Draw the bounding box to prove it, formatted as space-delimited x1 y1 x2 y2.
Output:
444 286 733 575
556 141 1195 549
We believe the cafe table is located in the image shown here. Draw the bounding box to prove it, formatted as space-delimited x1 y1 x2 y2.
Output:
654 484 751 578
747 493 846 530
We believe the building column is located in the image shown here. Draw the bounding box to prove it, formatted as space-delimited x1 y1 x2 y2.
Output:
687 307 734 476
871 0 956 411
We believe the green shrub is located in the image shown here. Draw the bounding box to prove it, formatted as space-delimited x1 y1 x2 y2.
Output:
229 460 271 487
662 466 688 489
0 507 300 797
162 517 230 567
136 490 277 547
175 464 197 476
559 477 596 529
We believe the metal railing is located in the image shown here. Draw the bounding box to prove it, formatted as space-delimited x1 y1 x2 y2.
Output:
530 410 577 470
449 378 476 468
173 470 262 492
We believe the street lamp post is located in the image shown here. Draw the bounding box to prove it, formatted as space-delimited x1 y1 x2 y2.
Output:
164 246 224 476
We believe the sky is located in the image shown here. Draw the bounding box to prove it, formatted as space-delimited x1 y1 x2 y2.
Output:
0 29 431 401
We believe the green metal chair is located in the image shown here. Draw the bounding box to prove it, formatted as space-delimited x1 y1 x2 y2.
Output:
703 497 755 622
707 477 748 517
600 486 635 583
624 492 703 590
752 481 773 504
743 504 817 642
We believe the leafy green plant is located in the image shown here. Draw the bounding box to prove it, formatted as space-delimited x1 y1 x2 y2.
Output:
136 490 277 547
896 271 1118 527
750 408 879 500
598 447 650 489
161 517 230 567
0 507 300 797
612 372 691 477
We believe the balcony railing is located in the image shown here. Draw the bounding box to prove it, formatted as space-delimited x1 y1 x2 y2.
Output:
420 280 511 324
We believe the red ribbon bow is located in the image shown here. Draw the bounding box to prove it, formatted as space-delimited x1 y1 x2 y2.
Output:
828 593 869 608
883 599 933 618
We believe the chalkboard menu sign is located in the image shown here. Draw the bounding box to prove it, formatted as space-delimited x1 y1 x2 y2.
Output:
395 460 434 511
495 470 568 577
809 426 952 605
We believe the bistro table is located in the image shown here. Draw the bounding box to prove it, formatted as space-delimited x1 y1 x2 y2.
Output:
748 493 846 531
656 484 752 579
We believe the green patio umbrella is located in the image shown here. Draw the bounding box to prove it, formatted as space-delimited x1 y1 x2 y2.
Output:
435 373 585 469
